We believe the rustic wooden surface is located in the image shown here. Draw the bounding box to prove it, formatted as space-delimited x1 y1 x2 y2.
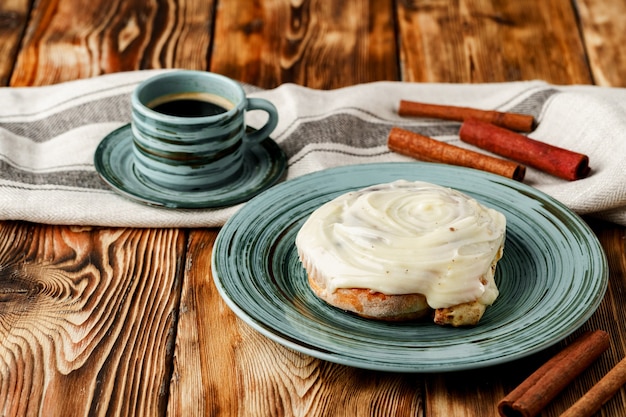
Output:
0 1 625 416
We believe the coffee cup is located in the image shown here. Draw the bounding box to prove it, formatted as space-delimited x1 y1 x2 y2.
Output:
130 70 279 190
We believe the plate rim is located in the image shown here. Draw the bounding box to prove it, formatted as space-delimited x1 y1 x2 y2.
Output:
93 124 287 209
212 162 608 372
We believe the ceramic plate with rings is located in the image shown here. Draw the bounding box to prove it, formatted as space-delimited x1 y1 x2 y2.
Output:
212 162 608 372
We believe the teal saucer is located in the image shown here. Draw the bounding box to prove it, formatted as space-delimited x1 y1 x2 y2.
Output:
94 124 287 209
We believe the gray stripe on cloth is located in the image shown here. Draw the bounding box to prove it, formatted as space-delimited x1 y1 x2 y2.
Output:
0 87 558 190
0 94 131 142
280 88 559 161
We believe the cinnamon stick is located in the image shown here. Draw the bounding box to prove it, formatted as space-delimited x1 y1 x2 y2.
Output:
398 100 535 132
498 330 610 417
560 356 626 417
387 127 525 181
459 118 590 181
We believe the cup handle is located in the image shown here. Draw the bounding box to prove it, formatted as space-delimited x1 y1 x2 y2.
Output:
244 98 279 144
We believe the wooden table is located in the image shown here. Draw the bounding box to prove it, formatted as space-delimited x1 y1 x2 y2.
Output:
1 1 625 416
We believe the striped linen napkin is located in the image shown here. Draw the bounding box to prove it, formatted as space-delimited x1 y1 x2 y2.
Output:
0 70 624 227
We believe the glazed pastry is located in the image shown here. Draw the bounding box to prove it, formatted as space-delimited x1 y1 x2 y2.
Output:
295 180 506 326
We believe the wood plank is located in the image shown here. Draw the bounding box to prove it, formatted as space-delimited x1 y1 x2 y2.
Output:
166 1 426 415
210 0 399 89
578 221 626 416
424 354 544 417
396 0 593 84
576 0 626 87
169 229 422 416
10 0 215 86
0 222 185 416
2 1 624 417
394 3 618 414
1 1 214 415
0 0 31 86
423 220 626 417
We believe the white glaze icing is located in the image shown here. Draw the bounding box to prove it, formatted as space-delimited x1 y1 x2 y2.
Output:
295 180 506 309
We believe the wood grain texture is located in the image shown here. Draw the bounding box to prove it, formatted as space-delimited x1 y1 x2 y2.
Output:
580 220 626 416
503 220 626 417
396 0 593 84
9 0 215 87
0 223 185 416
170 229 423 417
211 0 399 89
423 219 626 417
577 0 626 87
0 0 31 86
1 0 626 416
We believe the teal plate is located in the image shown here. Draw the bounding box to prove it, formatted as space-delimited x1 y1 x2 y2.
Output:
212 163 608 372
94 124 287 209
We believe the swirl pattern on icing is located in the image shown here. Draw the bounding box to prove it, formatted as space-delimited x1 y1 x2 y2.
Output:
295 180 506 309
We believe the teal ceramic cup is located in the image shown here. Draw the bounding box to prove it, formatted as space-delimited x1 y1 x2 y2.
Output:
131 70 278 190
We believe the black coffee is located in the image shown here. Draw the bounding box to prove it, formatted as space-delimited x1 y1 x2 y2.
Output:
151 98 228 117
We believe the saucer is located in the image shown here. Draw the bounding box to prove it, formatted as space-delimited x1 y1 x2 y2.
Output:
94 124 287 209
